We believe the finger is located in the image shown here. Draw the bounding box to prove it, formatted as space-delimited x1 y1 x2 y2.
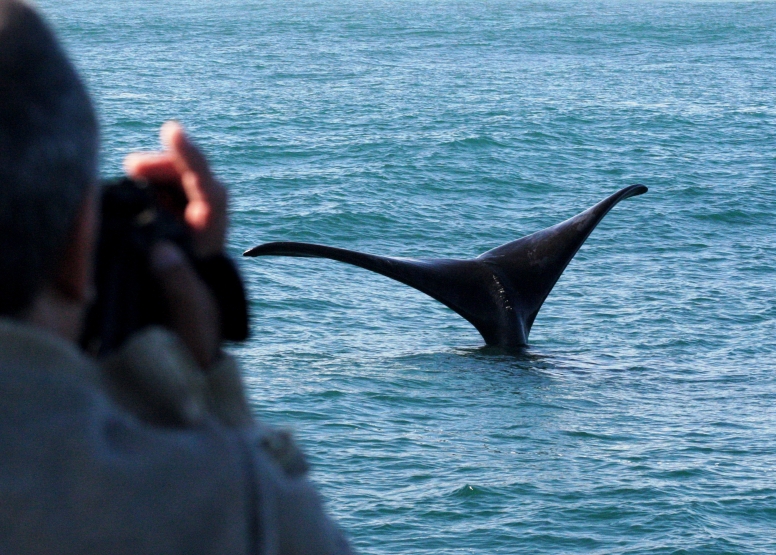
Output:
124 144 218 229
125 122 227 257
161 122 217 206
150 241 220 369
161 121 213 182
159 122 227 251
123 153 180 183
161 123 226 208
124 124 216 192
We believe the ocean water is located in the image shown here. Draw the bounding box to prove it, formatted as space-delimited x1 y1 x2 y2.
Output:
41 1 775 553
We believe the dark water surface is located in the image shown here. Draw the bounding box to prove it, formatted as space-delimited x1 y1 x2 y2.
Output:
41 1 776 553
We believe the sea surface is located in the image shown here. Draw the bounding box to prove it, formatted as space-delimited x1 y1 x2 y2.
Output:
41 1 775 553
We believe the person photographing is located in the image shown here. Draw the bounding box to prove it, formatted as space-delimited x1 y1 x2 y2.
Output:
0 1 352 553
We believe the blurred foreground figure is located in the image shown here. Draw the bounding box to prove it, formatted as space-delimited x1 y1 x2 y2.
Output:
0 1 352 553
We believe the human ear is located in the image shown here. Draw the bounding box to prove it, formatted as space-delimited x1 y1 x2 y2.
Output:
51 187 98 304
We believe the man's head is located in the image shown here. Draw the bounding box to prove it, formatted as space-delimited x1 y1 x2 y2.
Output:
0 0 98 317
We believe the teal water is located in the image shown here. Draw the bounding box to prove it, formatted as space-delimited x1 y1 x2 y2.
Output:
42 1 775 553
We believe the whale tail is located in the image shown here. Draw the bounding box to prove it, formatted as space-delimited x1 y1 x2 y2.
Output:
244 185 647 348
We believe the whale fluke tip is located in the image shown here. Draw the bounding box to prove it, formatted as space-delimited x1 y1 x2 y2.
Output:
244 242 288 257
626 184 648 197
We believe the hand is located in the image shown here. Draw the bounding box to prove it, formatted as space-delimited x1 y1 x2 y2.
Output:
124 122 227 367
124 121 227 258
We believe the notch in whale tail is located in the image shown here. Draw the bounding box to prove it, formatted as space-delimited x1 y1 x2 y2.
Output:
244 185 647 348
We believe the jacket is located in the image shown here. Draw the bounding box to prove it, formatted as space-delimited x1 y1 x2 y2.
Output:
0 319 352 555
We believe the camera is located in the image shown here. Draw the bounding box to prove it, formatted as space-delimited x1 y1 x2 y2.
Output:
81 177 248 356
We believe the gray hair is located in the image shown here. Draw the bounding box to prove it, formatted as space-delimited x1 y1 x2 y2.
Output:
0 0 98 315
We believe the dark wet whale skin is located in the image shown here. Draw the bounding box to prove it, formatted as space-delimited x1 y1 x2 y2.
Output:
245 185 647 348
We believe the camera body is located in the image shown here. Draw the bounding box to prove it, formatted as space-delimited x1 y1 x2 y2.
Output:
81 177 248 356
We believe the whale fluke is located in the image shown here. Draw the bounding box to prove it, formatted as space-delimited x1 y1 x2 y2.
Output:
244 185 647 348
